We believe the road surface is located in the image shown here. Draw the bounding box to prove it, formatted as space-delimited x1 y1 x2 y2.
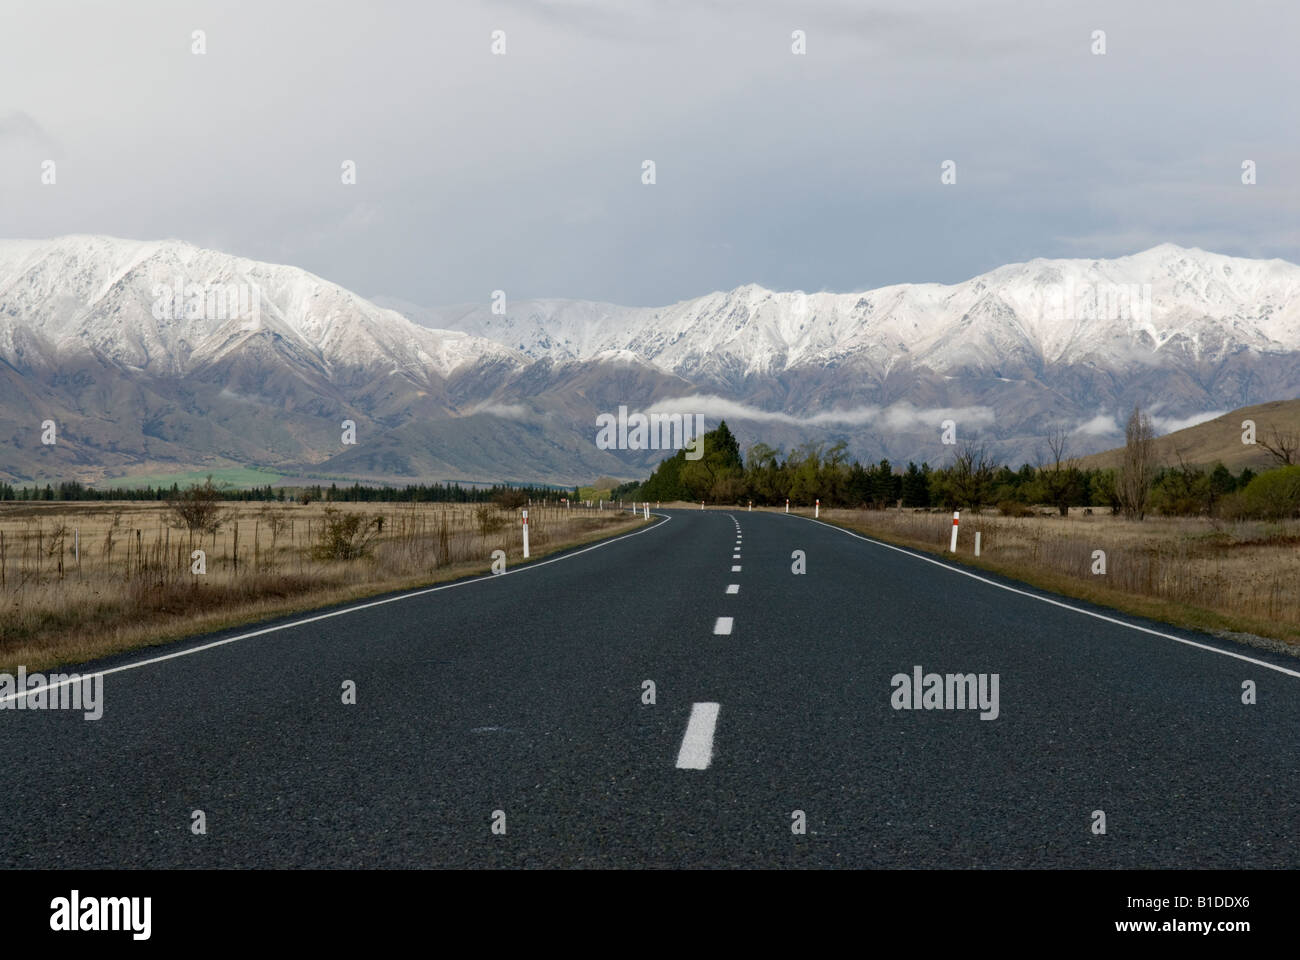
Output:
3 508 1297 868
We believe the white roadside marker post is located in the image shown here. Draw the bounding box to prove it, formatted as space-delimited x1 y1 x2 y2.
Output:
785 499 789 514
815 499 820 519
748 501 752 512
522 509 530 558
950 510 960 552
975 531 981 557
700 501 704 511
643 504 649 519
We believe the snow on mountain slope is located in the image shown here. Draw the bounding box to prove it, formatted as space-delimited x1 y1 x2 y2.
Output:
4 236 1300 482
0 236 520 381
12 238 1295 392
408 245 1300 382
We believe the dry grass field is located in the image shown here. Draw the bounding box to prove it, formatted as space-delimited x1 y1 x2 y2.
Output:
0 499 643 671
804 506 1300 653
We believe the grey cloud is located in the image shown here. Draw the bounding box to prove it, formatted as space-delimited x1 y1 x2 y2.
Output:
0 0 1296 307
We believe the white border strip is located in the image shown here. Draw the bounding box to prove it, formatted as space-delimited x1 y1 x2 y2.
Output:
1 513 672 705
791 514 1300 680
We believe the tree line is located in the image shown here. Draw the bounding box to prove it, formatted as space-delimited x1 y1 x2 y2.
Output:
0 479 574 504
633 414 1300 520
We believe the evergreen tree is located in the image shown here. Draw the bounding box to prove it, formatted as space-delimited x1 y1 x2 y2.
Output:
901 461 930 507
847 461 871 506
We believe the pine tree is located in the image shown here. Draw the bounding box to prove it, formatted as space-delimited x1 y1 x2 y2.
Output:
901 461 930 507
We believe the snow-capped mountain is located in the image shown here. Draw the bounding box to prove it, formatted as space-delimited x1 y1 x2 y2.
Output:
412 245 1300 385
0 236 618 484
4 236 1300 486
0 235 518 381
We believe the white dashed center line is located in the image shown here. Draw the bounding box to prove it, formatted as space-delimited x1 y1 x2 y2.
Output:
675 702 721 770
713 616 734 635
731 565 741 572
725 584 739 594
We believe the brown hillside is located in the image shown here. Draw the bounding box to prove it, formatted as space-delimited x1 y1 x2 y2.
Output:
1077 397 1300 471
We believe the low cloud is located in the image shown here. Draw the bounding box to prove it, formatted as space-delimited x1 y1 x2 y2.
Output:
1152 409 1225 434
644 394 995 431
468 402 531 419
1073 413 1121 436
1073 408 1224 438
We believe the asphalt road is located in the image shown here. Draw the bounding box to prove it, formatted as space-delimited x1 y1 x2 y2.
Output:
3 508 1298 868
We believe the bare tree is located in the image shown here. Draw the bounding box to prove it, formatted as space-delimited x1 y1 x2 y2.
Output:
1258 425 1299 467
1117 405 1156 520
1038 427 1082 517
949 441 997 512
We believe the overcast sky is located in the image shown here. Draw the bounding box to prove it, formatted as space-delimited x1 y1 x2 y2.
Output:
2 0 1297 308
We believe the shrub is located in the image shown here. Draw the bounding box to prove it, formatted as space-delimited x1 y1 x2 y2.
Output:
167 476 225 537
475 504 508 537
493 489 529 510
1237 465 1300 520
312 508 380 560
997 500 1035 517
1150 463 1211 516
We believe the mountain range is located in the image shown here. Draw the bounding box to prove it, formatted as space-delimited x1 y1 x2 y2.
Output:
3 235 1300 485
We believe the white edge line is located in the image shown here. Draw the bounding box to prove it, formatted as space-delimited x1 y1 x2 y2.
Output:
790 513 1300 680
1 512 674 704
